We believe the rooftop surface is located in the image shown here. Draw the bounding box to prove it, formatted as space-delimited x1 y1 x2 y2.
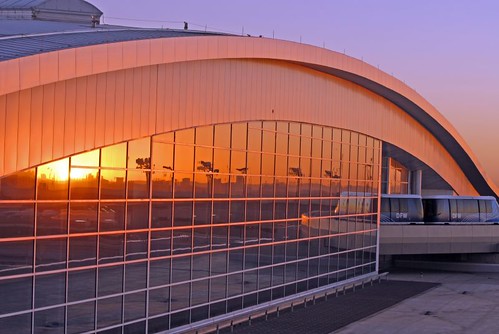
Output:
0 19 225 61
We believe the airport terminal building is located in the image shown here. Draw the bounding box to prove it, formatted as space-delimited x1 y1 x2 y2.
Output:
0 1 497 333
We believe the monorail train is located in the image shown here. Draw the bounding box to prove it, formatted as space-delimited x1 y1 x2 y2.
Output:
380 195 499 224
422 195 499 224
380 194 424 224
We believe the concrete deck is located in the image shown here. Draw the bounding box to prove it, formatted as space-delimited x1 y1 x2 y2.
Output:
221 269 499 334
335 270 499 334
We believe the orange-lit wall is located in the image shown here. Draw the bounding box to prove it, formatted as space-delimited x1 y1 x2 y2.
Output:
0 36 489 196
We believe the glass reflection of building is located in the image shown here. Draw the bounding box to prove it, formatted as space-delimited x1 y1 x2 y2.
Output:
0 121 381 333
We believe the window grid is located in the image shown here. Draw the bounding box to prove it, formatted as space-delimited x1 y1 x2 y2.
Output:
0 121 380 333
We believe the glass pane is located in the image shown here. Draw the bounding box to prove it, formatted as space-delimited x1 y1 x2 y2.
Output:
100 169 126 199
71 149 99 167
192 254 209 279
36 237 66 272
231 123 247 150
151 230 171 257
0 314 31 333
100 202 125 231
0 203 34 238
68 269 95 302
170 283 190 311
262 130 275 153
174 172 193 198
194 201 211 225
37 202 68 236
98 265 123 296
212 227 228 250
124 291 146 322
0 168 35 200
127 202 149 230
149 287 170 316
101 143 126 168
68 301 95 334
172 256 191 283
126 233 148 261
37 158 69 200
230 201 245 223
213 201 229 224
152 133 174 171
195 126 213 146
191 280 209 306
152 169 173 198
173 229 192 255
0 240 33 276
175 145 194 172
69 236 97 268
125 262 147 291
247 127 261 152
289 135 300 156
70 168 99 199
176 128 195 145
97 296 122 329
127 170 150 199
128 137 151 169
35 306 64 334
247 152 261 175
214 174 229 198
35 272 65 308
69 202 98 233
213 148 230 174
149 259 170 287
151 202 172 228
276 132 288 155
0 277 32 314
98 234 124 264
230 150 246 174
194 172 212 198
214 124 231 148
173 202 192 227
195 146 213 172
230 174 245 198
193 227 210 252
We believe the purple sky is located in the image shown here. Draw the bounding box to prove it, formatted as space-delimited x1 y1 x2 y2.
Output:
91 0 499 186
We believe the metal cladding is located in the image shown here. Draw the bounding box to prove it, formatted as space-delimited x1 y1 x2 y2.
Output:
0 29 497 197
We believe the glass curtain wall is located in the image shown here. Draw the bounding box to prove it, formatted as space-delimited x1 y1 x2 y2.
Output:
0 121 381 333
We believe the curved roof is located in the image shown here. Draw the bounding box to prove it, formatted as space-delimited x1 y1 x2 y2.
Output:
0 30 496 198
0 0 48 8
0 27 224 61
0 0 100 13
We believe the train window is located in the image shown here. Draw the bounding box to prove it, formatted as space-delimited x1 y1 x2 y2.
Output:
449 199 458 222
407 198 423 222
459 200 479 214
479 200 491 213
456 199 479 222
390 198 399 221
479 200 495 222
423 199 449 223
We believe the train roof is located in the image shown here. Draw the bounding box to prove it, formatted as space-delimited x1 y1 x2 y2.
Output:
381 194 422 198
422 195 497 201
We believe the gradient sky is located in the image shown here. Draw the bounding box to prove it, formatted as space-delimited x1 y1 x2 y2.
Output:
91 0 499 186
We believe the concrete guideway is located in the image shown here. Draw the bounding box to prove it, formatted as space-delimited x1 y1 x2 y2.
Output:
380 224 499 255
